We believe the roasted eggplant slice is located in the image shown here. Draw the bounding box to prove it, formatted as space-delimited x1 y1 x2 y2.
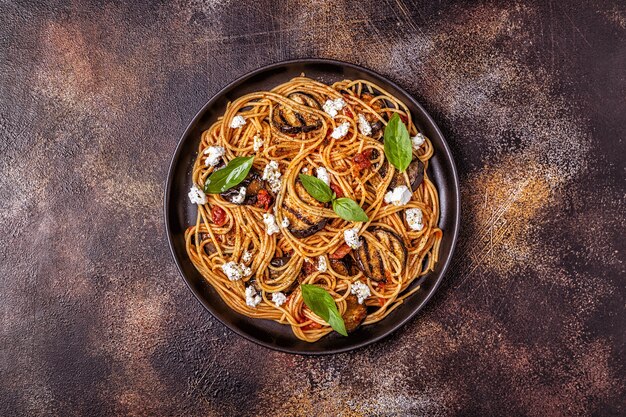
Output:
220 168 273 207
354 228 407 282
269 256 299 292
288 92 322 109
282 181 329 238
272 92 322 134
380 158 424 192
343 294 367 333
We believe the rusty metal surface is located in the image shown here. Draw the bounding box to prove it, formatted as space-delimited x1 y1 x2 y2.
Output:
1 1 624 416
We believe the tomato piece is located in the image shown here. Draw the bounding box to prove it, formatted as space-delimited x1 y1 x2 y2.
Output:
329 243 352 259
329 183 344 198
353 149 373 170
303 322 322 331
302 260 316 276
211 206 227 226
342 107 354 119
399 114 409 124
254 189 273 211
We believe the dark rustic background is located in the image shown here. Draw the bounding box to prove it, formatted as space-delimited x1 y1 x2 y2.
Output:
1 0 624 416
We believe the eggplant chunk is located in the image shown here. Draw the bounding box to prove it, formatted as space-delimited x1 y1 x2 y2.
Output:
343 294 367 333
195 233 216 256
269 257 290 273
282 181 329 238
329 259 350 276
380 158 424 192
220 168 272 207
272 92 322 134
354 228 407 282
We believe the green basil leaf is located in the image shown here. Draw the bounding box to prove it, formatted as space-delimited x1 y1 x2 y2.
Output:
332 198 369 222
299 174 334 203
300 284 348 336
204 156 254 194
383 113 412 172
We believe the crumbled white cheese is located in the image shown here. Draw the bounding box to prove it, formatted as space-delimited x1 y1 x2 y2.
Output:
272 292 287 307
188 185 207 205
316 167 330 186
344 227 362 250
253 134 263 152
230 186 246 204
405 208 424 231
262 160 282 193
330 122 351 139
412 132 426 150
384 185 412 206
301 167 309 173
242 250 252 263
221 261 244 281
230 115 246 128
317 256 327 272
357 114 372 136
263 213 280 235
322 98 346 118
351 281 371 304
245 286 262 307
281 216 290 228
203 146 225 167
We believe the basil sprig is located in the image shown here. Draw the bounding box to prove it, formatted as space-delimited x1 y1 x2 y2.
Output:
332 198 369 222
204 156 254 194
298 174 334 203
383 113 412 172
299 174 368 222
300 284 348 336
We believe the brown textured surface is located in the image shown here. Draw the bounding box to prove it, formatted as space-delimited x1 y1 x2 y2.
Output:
1 1 624 416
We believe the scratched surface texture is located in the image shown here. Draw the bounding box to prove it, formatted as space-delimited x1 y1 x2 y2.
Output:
1 0 624 416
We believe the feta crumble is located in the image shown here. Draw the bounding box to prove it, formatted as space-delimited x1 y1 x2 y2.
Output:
384 185 412 206
344 227 362 250
188 185 207 205
317 256 328 273
357 114 372 136
241 264 252 277
322 98 346 118
242 250 252 263
330 122 351 140
405 208 424 231
272 292 287 307
230 115 246 129
281 216 290 228
221 261 251 281
262 160 282 193
351 281 371 304
245 286 262 308
203 146 225 167
263 213 280 235
316 167 330 186
231 186 246 204
412 132 426 150
301 167 309 173
253 134 263 152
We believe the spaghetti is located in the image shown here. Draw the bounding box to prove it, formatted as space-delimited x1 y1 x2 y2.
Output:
185 76 442 342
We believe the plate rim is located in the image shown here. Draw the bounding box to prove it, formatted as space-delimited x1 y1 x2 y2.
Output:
164 58 460 355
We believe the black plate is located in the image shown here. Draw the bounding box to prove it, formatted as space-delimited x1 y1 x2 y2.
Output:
165 59 460 355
